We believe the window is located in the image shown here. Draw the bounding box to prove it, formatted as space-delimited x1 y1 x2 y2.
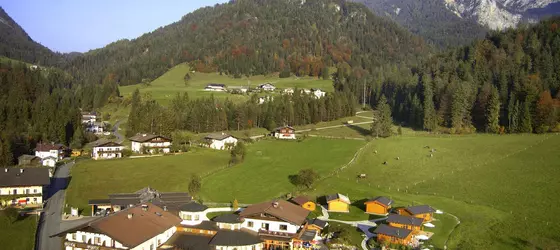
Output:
82 235 87 243
247 221 254 227
94 237 101 244
195 214 200 221
279 224 288 231
71 233 76 240
186 214 192 220
33 189 37 194
150 244 154 250
13 189 17 195
25 189 30 194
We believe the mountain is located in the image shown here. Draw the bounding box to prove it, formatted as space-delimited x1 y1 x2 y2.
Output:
66 0 430 86
351 0 488 48
444 0 560 30
0 7 65 66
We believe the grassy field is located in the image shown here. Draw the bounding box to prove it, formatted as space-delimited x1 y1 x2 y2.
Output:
306 133 560 249
200 138 365 203
66 148 230 215
0 214 37 250
119 63 333 105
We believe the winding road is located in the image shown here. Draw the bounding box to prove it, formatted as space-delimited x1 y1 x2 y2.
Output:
112 120 124 143
35 161 73 250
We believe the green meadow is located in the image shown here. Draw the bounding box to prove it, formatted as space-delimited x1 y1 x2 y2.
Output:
118 63 334 105
0 214 38 250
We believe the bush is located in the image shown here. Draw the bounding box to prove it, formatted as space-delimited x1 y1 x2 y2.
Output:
122 149 132 157
279 70 291 78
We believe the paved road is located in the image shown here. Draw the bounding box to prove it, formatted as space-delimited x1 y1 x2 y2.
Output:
35 162 73 250
112 120 124 143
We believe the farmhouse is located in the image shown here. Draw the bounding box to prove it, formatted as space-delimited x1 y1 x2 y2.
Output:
386 214 424 231
239 199 311 249
88 187 192 216
272 126 296 140
162 213 264 250
401 205 436 222
258 83 276 91
0 168 50 206
374 224 416 247
283 88 294 95
229 86 248 94
18 155 41 166
326 193 351 213
129 133 172 154
92 141 124 160
364 196 393 215
310 88 326 99
85 121 105 134
35 142 66 167
205 83 227 92
204 133 238 150
55 203 181 250
290 196 316 211
81 112 97 124
179 201 208 226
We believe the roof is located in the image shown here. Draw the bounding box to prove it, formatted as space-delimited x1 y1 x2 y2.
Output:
88 199 111 205
161 233 212 250
209 229 262 246
239 200 310 225
306 218 327 229
212 214 243 224
387 214 424 227
93 141 123 148
374 224 412 239
128 133 171 143
273 126 295 132
207 83 226 87
0 168 50 187
181 221 219 231
53 203 182 247
18 155 40 162
291 196 312 206
405 205 435 215
326 194 351 204
179 201 208 212
35 143 65 152
298 230 317 241
365 196 393 207
259 83 275 88
204 133 235 141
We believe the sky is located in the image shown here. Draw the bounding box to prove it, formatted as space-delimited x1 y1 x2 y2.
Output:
1 0 228 53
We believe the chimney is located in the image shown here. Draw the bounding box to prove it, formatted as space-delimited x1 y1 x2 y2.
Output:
163 206 168 211
20 169 24 173
142 204 148 211
142 134 147 137
4 169 7 173
127 214 133 219
272 201 279 208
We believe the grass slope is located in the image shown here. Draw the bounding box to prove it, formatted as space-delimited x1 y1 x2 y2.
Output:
119 63 333 105
200 138 365 203
66 148 230 215
308 133 560 249
0 214 37 250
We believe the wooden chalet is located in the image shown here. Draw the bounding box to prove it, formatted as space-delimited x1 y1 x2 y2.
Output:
374 224 416 247
364 196 393 215
386 214 424 231
401 205 435 222
290 196 316 211
325 193 351 213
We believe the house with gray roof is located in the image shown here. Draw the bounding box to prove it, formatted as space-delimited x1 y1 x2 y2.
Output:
0 168 50 206
203 133 238 150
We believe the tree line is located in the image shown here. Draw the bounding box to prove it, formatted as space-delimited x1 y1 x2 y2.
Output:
340 18 560 134
126 89 356 137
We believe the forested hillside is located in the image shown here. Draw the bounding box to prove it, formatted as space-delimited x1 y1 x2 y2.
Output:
338 17 560 134
352 0 488 48
0 7 65 66
66 0 429 86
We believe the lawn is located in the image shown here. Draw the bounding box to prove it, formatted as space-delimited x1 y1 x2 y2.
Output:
200 138 365 203
119 63 333 105
0 214 38 250
307 133 560 249
65 148 230 215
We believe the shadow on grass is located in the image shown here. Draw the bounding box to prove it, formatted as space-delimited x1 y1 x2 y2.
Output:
347 124 372 136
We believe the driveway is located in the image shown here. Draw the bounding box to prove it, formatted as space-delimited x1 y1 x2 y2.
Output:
112 120 124 143
35 161 73 250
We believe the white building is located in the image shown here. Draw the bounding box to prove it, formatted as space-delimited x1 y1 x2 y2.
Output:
272 126 296 140
311 88 326 99
258 83 276 91
56 203 181 250
204 133 238 150
92 141 125 160
35 143 65 167
229 86 249 94
239 200 310 248
178 202 208 226
0 168 50 206
205 83 227 92
85 122 105 134
81 112 97 124
129 133 172 154
283 88 295 95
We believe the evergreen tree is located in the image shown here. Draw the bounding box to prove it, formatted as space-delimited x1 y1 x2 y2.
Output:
486 86 501 133
371 95 392 137
422 77 437 131
519 101 533 133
